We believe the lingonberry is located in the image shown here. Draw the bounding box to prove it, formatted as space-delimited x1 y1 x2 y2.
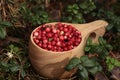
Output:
56 41 61 46
33 32 39 37
59 35 64 41
45 27 51 32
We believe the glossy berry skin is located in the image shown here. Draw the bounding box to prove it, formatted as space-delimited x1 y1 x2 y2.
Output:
33 23 82 52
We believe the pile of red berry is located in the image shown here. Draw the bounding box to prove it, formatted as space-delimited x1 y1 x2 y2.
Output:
33 23 82 52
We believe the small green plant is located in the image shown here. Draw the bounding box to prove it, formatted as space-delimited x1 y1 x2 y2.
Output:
65 55 102 80
62 4 85 23
62 0 96 24
94 9 120 32
78 0 96 14
0 20 12 39
106 56 120 71
84 36 113 59
111 34 120 52
19 3 49 26
0 44 30 79
105 11 120 32
96 10 120 52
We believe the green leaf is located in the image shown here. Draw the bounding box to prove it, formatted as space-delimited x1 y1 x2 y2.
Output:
73 4 79 10
10 65 20 72
108 64 114 71
13 47 19 53
67 5 73 12
117 26 120 32
105 44 113 50
0 21 12 27
67 5 73 9
110 58 115 63
87 38 92 45
106 56 120 71
95 46 103 53
73 10 78 14
98 36 106 46
88 66 102 75
80 55 89 62
1 62 8 67
106 24 114 31
78 64 84 70
79 3 87 9
77 67 88 80
0 27 6 39
21 69 26 78
82 59 96 67
115 61 120 66
65 57 80 71
9 44 14 50
23 62 31 69
84 46 91 52
0 76 5 80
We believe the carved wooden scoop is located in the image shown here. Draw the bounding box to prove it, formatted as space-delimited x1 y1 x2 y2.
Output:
29 20 108 79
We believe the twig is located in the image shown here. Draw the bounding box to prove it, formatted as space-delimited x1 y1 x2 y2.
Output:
45 0 49 8
1 0 7 20
2 57 9 62
0 2 2 10
6 36 21 43
18 69 21 80
59 1 63 17
109 51 117 58
7 4 14 15
95 72 109 80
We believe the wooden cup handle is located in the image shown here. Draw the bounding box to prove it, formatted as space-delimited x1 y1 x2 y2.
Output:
73 20 108 43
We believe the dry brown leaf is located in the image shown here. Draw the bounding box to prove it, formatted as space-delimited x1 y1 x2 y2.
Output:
111 67 120 80
95 72 109 80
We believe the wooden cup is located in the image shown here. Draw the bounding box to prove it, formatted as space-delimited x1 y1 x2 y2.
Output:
29 20 108 79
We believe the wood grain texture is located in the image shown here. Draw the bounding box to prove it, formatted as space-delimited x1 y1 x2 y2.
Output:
29 20 108 79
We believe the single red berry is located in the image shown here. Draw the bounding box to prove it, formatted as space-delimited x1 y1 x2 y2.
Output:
64 27 68 32
47 33 52 38
45 27 51 32
64 35 67 39
43 39 48 44
42 36 47 40
42 31 46 36
77 38 81 42
56 41 61 46
53 46 57 51
47 45 52 49
54 34 58 38
51 41 56 46
74 42 79 46
62 43 65 47
48 41 52 45
52 29 57 33
33 31 39 37
57 29 60 34
37 35 41 39
38 43 42 47
42 44 47 48
34 39 39 44
65 32 70 36
64 47 68 51
57 47 62 52
59 26 63 30
59 35 64 40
